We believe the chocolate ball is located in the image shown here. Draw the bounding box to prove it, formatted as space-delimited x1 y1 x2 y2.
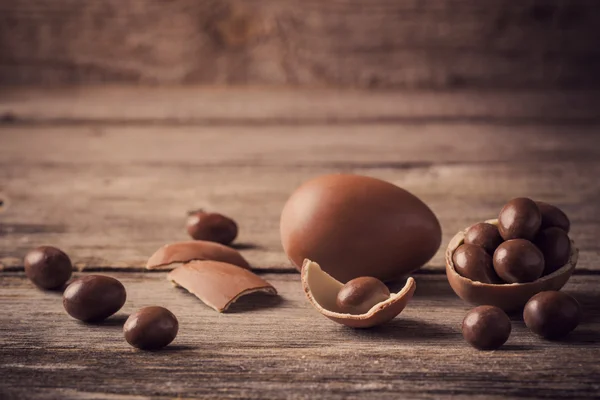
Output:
534 227 571 276
498 198 542 241
536 201 570 233
336 277 390 315
493 239 544 283
186 211 238 245
24 246 72 290
462 305 511 350
452 243 500 284
524 291 581 339
124 306 179 350
63 275 127 322
464 222 503 255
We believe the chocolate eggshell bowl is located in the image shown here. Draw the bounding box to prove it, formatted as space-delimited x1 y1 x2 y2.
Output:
446 219 578 312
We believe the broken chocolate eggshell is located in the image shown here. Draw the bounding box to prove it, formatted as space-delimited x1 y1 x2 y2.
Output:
146 240 251 270
446 219 577 312
167 260 277 312
301 259 416 328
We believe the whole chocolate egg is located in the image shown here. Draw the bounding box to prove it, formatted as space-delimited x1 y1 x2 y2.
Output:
280 174 441 282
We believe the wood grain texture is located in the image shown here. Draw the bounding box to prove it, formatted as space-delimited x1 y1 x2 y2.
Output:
1 272 599 399
1 122 600 272
1 0 600 88
2 86 600 124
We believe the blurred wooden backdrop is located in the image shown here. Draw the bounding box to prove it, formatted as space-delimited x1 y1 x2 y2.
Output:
1 0 599 88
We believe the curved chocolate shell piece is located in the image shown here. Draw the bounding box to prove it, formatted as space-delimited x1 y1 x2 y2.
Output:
146 241 251 270
446 219 577 312
301 259 416 328
167 260 276 312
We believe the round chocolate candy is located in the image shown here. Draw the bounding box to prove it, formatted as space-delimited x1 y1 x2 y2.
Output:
524 291 581 339
498 198 542 241
536 201 570 233
63 275 127 322
186 210 238 245
493 239 544 283
124 306 179 350
24 246 72 290
464 223 503 255
452 243 500 284
336 276 390 315
462 305 511 350
534 227 571 276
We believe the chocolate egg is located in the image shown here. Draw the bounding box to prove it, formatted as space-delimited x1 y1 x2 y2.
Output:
280 174 441 282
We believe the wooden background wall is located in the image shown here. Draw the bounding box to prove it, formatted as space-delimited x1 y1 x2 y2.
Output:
1 0 599 88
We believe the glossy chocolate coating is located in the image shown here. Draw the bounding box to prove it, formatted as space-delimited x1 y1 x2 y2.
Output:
186 211 238 245
280 174 442 282
462 305 511 350
524 291 581 339
452 244 500 284
63 275 126 322
336 276 390 314
493 239 544 283
124 306 178 350
464 223 503 255
498 198 542 241
24 246 72 290
536 201 570 233
534 227 571 276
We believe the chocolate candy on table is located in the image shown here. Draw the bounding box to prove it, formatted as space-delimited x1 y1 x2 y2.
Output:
24 246 72 290
493 239 545 283
452 243 501 284
336 276 391 315
462 305 511 350
63 275 127 322
536 201 570 233
124 306 179 350
534 227 571 276
186 210 238 245
524 291 581 339
498 197 542 241
464 222 503 255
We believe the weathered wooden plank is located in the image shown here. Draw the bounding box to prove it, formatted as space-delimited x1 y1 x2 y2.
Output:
1 272 599 399
1 125 599 272
2 87 600 124
1 0 600 88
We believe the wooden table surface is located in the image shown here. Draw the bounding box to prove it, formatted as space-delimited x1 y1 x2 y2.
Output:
1 87 600 399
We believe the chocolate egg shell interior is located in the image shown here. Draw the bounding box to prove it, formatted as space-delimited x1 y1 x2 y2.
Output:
446 219 577 312
301 259 416 328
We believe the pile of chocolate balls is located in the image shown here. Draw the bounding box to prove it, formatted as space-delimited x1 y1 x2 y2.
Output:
456 198 581 350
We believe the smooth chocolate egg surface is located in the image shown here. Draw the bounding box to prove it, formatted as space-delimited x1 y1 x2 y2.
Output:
280 174 441 282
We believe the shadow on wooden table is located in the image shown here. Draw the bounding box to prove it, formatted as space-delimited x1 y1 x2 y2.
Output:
344 317 457 342
82 313 129 328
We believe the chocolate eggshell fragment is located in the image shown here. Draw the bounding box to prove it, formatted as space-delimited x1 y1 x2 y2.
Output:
167 260 277 312
301 259 416 328
281 174 441 283
446 219 577 312
146 241 250 271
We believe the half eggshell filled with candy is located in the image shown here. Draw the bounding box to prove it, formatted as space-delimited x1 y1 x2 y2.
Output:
446 219 577 312
301 259 416 328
